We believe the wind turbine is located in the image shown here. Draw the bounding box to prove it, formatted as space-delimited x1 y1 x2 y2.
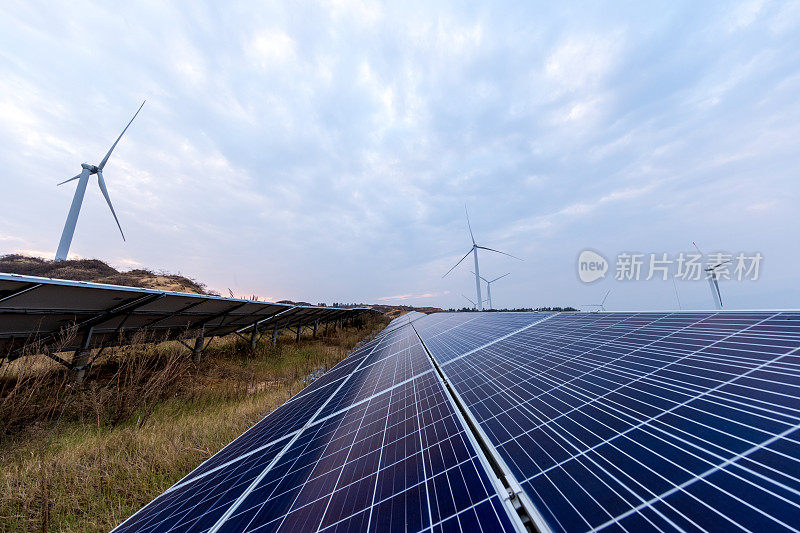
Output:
470 271 510 310
54 101 145 261
443 206 521 311
461 293 477 310
584 290 611 312
692 241 730 310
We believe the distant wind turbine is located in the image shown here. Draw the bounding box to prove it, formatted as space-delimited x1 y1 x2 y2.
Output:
470 271 510 310
54 100 145 261
443 205 521 311
693 242 730 310
461 293 477 310
584 290 611 312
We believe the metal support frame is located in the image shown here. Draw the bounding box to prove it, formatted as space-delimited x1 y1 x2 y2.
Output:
7 292 166 363
0 282 43 304
192 302 249 337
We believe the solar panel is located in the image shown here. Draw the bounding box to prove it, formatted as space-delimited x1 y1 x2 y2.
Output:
416 311 800 532
114 321 522 532
117 310 800 532
0 273 369 365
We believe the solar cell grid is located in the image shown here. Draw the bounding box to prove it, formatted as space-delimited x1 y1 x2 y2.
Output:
114 440 285 533
417 311 800 532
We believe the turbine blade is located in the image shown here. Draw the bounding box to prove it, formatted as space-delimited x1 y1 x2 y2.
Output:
465 204 475 245
58 174 82 186
96 170 125 241
490 272 511 283
98 100 145 170
711 259 733 269
475 246 523 261
469 271 490 283
692 241 703 255
712 276 723 308
442 249 472 278
461 293 476 306
601 289 611 305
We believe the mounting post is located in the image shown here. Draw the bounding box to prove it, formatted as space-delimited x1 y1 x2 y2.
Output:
249 327 258 351
272 323 279 346
192 330 204 363
71 327 93 384
295 327 300 343
313 322 317 339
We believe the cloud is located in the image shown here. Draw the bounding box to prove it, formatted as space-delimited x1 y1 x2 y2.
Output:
249 30 296 68
377 291 450 301
0 1 798 311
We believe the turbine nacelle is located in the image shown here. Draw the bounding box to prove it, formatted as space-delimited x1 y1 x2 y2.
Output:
80 163 99 173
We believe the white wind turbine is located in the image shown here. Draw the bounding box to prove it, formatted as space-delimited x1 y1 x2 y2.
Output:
584 290 611 313
470 271 510 310
54 101 145 261
693 241 730 310
443 206 521 311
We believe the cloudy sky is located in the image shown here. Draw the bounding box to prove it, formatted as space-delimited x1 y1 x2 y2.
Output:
1 1 798 311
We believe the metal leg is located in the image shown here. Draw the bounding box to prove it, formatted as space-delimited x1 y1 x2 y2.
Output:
313 322 317 339
72 348 91 384
295 327 300 342
192 335 204 363
71 327 93 384
250 327 258 350
272 324 279 346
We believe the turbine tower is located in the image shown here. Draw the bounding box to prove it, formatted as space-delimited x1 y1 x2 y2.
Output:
471 271 510 310
55 101 145 261
693 242 731 310
443 206 521 311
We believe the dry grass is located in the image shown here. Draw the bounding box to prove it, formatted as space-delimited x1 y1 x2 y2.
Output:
0 315 388 532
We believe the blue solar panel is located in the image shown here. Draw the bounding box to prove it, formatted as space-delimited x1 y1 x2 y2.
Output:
417 311 800 532
115 320 520 532
119 310 800 532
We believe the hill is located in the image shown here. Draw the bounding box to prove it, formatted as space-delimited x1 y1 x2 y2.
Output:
0 254 211 295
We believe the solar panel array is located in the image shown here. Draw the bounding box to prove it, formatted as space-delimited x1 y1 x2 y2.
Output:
114 313 520 532
0 273 369 363
117 310 800 532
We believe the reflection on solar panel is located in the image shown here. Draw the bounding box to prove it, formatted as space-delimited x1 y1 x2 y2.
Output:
0 273 369 367
117 311 800 532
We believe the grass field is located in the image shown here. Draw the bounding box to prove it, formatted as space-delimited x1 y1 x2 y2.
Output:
0 315 388 532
